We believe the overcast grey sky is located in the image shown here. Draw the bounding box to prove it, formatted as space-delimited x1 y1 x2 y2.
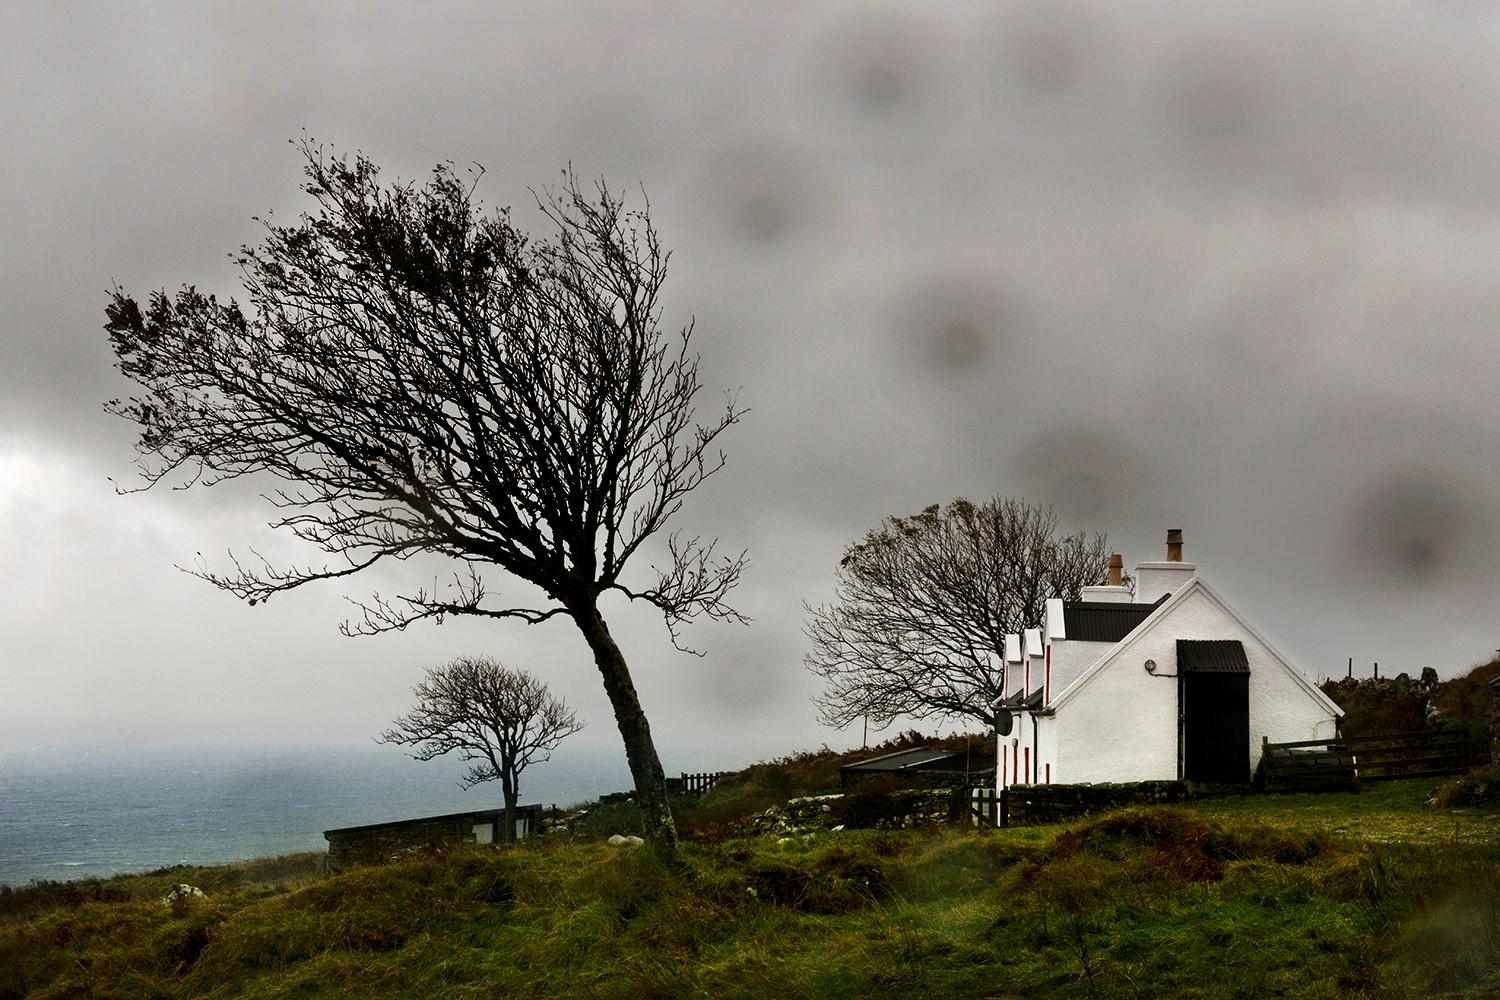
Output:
4 1 1500 764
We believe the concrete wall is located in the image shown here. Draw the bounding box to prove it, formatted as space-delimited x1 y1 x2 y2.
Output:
1051 583 1337 785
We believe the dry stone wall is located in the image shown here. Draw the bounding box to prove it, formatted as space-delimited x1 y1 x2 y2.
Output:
743 788 960 835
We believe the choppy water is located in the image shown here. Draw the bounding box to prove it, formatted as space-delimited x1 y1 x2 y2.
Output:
0 739 754 887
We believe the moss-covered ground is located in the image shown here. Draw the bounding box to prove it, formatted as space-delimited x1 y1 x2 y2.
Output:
4 777 1499 999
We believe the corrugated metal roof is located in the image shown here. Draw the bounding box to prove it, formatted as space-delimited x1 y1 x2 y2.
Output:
839 747 966 772
1177 639 1250 674
323 805 541 837
1061 596 1166 643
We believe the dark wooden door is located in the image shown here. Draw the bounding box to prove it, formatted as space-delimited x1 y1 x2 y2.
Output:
1183 672 1250 784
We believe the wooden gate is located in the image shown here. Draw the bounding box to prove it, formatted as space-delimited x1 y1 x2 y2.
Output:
1260 728 1468 791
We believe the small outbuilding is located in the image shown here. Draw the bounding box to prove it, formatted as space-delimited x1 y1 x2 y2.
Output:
323 804 545 871
995 530 1342 789
839 746 978 790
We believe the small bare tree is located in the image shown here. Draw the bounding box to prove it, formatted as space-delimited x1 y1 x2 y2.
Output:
380 656 584 840
104 140 745 847
805 496 1112 731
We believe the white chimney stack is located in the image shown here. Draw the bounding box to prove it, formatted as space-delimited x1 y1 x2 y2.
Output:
1004 633 1023 696
1134 528 1195 604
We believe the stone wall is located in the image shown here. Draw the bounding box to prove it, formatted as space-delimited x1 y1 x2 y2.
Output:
1490 676 1500 765
742 788 961 835
1002 780 1247 826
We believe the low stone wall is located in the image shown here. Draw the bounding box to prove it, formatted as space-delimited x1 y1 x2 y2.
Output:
326 817 481 871
1003 781 1247 826
743 788 961 835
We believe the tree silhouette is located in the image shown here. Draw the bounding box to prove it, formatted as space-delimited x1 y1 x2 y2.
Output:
805 497 1110 730
380 657 584 841
105 140 746 846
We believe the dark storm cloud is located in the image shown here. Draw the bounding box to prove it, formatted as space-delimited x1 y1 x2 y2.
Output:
802 6 950 124
892 270 1033 377
1349 474 1497 585
1013 425 1159 528
691 133 839 248
6 1 1500 755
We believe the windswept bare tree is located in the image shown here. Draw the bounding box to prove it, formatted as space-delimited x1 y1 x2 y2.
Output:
380 656 584 840
103 140 746 847
805 497 1111 731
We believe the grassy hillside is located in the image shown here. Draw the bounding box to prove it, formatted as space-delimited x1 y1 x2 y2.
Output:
5 780 1499 999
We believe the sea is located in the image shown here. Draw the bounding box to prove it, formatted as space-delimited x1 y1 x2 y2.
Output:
0 739 767 887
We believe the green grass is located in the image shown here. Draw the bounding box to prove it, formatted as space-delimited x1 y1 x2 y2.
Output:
4 779 1499 998
1180 778 1500 844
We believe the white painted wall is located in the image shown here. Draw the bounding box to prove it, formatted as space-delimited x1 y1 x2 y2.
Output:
1046 638 1113 698
1024 627 1046 696
1135 561 1196 604
1045 598 1066 640
1004 634 1023 697
996 713 1049 788
1037 713 1058 785
1052 581 1338 784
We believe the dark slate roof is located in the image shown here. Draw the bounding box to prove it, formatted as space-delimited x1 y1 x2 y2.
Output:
1177 639 1250 674
1061 596 1167 643
323 805 542 838
996 688 1046 711
839 747 966 773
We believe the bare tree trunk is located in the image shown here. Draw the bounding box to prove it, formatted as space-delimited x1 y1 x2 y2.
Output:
501 771 518 843
572 601 678 849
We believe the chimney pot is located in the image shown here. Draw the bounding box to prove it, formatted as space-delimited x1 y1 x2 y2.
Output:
1107 553 1123 587
1166 529 1183 562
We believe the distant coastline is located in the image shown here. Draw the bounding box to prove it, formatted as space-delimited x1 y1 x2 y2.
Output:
0 739 762 886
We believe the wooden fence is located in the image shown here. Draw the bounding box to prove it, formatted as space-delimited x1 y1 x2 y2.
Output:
1260 728 1468 792
665 771 727 797
969 787 1005 828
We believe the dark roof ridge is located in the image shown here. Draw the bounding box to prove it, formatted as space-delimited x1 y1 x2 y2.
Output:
1060 594 1167 644
1061 594 1168 612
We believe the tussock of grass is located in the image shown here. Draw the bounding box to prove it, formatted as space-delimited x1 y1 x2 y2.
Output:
1430 764 1500 809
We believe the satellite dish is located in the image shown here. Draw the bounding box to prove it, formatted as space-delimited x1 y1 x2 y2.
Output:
994 707 1014 736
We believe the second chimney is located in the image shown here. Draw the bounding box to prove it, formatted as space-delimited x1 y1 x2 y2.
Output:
1135 529 1196 604
1108 553 1123 586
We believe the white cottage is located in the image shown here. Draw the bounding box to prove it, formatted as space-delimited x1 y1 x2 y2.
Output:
995 530 1341 789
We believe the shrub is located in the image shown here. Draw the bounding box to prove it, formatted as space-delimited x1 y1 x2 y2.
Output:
1429 765 1500 809
0 879 128 918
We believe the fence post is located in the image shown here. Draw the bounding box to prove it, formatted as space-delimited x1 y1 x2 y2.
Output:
1000 787 1009 829
1261 736 1272 792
